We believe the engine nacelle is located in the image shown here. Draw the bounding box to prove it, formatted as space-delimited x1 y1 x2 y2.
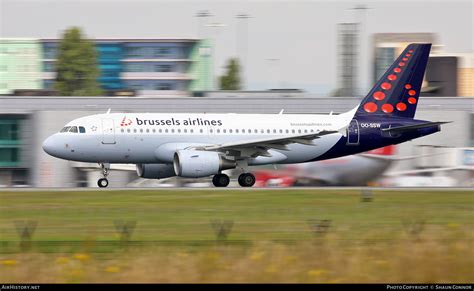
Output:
136 163 176 179
173 150 236 178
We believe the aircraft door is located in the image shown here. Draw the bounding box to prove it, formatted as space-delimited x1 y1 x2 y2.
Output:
101 118 116 144
346 119 360 145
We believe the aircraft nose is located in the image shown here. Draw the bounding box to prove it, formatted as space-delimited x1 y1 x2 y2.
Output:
42 135 58 156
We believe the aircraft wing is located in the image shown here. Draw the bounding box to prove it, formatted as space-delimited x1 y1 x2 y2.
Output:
191 128 342 157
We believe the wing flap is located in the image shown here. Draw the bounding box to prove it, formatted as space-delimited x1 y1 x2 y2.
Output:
196 129 340 152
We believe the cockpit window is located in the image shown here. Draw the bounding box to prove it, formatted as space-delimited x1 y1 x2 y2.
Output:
79 126 86 133
69 126 78 133
60 126 71 133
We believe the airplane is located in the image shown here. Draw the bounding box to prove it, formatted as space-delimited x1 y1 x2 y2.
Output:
253 146 398 187
42 43 448 188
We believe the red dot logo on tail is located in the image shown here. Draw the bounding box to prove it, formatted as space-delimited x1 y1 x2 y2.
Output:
381 104 394 113
381 82 392 90
364 102 377 113
396 102 407 111
373 91 386 101
120 116 133 127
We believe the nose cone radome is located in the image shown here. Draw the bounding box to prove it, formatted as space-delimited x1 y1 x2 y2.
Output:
42 135 58 156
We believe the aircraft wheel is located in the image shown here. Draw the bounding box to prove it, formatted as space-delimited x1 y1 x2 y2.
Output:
212 174 230 187
98 178 109 188
238 173 256 187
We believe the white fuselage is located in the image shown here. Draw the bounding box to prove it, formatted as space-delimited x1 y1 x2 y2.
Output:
42 110 355 165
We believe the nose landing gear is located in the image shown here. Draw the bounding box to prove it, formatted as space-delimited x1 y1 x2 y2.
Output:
97 163 110 188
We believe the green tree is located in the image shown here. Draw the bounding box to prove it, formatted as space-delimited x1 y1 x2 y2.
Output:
54 27 102 96
219 58 241 90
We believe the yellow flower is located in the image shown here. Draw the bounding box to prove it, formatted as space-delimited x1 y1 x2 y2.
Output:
105 266 121 273
447 223 460 229
2 260 17 266
308 269 328 277
70 268 84 277
73 253 90 262
250 251 264 262
264 264 278 274
375 260 389 267
56 257 70 264
176 252 189 258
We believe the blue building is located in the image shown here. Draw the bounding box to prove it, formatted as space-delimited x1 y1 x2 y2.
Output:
41 38 213 96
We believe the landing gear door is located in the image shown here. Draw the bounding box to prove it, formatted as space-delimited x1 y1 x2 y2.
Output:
101 118 116 144
346 119 360 146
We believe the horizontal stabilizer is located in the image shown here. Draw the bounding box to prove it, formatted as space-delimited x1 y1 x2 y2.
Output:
381 121 450 134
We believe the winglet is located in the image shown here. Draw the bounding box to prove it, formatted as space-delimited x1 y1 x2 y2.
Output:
106 108 111 114
279 109 284 115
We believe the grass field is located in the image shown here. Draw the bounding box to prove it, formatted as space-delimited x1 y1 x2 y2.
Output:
0 188 472 283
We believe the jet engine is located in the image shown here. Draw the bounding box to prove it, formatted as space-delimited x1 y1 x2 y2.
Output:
136 163 176 179
173 150 236 178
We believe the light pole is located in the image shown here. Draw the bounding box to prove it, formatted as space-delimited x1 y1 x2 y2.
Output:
347 5 372 96
266 58 280 89
236 13 251 90
195 10 212 39
206 22 226 90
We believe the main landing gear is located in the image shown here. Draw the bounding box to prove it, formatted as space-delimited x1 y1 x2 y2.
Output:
212 173 230 187
97 163 110 188
238 173 256 187
211 172 256 187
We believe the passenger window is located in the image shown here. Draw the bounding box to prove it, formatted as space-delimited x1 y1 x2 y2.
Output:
236 129 239 133
280 129 283 133
229 129 232 133
273 129 276 133
69 126 78 133
165 129 168 133
190 129 194 133
140 129 143 133
267 129 270 133
286 129 289 133
292 129 295 134
254 129 257 133
134 129 137 133
79 126 86 133
159 129 162 133
152 129 156 133
200 129 203 133
223 129 226 133
298 129 301 134
127 128 131 133
121 129 124 133
217 129 220 133
171 129 175 133
146 129 150 133
304 129 308 133
184 129 187 133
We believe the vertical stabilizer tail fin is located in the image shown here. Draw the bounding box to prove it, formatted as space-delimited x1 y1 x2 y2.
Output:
356 43 431 119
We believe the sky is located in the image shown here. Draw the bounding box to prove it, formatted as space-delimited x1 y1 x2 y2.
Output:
0 0 472 94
